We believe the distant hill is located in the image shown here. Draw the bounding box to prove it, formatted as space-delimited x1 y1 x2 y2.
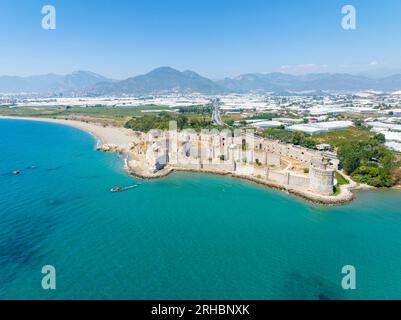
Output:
374 74 401 92
90 67 228 95
2 68 401 95
217 72 397 92
0 71 114 94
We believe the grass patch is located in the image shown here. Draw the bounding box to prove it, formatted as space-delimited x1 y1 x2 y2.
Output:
310 127 375 148
336 172 349 185
333 172 350 196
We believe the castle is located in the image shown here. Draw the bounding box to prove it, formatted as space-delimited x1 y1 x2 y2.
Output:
131 126 337 196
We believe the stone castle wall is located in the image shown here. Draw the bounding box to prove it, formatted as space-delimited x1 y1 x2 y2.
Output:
140 130 335 195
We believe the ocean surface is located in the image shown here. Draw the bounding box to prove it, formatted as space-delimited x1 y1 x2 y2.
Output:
1 119 401 300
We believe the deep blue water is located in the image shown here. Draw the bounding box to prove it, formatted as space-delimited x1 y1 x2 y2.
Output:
1 119 401 300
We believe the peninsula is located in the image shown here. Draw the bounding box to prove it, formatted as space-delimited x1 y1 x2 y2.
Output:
1 115 365 205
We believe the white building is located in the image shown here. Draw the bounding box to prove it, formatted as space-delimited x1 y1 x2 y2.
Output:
287 124 326 135
385 141 401 152
287 121 353 135
382 131 401 143
250 121 283 129
367 122 401 132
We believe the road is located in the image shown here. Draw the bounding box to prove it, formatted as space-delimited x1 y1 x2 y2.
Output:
212 102 223 126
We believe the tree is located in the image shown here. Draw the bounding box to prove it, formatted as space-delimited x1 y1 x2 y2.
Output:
337 141 363 174
301 138 317 149
338 138 398 187
177 114 188 130
290 131 306 145
373 133 386 143
353 119 364 128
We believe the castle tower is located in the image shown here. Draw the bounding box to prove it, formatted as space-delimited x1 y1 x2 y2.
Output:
309 159 335 195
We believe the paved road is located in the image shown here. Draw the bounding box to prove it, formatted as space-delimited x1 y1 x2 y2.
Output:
212 104 223 125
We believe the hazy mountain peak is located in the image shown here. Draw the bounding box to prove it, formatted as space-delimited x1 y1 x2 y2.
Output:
90 67 228 95
2 68 401 95
148 66 180 74
0 71 113 94
218 72 401 93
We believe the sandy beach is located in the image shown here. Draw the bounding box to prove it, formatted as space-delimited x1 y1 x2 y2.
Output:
0 116 136 148
0 115 376 205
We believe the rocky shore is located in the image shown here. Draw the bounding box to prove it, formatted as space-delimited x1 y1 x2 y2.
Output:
126 165 357 206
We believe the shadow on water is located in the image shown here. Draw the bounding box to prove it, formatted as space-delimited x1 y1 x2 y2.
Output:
283 272 345 300
46 166 64 172
0 212 60 288
46 199 65 207
46 162 73 172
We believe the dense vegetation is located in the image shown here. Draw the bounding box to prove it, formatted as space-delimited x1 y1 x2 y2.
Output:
178 105 213 114
262 126 400 187
337 137 399 187
124 112 223 132
261 129 317 149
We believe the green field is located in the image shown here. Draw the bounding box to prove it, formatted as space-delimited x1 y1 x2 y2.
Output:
310 127 375 148
0 104 176 120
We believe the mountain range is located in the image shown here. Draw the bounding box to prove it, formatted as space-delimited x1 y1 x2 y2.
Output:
90 67 227 95
2 67 401 95
0 71 114 94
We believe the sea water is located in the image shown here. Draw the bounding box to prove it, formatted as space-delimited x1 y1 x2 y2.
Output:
1 119 401 300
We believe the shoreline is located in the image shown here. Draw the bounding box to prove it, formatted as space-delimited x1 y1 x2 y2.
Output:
129 166 356 206
0 116 136 148
0 115 386 206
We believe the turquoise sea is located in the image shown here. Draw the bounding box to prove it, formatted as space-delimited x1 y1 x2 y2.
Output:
1 118 401 300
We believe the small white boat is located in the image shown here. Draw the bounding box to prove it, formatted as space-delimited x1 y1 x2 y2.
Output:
12 170 21 175
110 185 138 193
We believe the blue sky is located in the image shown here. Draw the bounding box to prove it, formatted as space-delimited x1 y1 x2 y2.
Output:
1 0 401 79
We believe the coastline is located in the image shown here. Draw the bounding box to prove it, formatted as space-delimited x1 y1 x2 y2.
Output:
130 166 356 205
0 116 136 148
0 115 375 205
